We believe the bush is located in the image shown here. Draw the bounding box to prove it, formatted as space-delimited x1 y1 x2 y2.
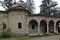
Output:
2 28 11 38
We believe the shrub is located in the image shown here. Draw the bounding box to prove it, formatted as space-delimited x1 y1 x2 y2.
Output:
2 28 11 38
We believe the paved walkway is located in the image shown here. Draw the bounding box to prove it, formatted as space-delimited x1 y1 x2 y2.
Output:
29 35 60 40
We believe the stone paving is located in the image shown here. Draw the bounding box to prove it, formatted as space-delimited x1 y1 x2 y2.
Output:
28 35 60 40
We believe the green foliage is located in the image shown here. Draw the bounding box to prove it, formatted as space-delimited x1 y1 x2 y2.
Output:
25 0 35 14
4 0 12 10
40 0 58 16
2 28 11 38
0 0 35 14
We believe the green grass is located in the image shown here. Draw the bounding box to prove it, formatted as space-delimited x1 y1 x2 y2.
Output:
0 35 58 40
0 36 36 40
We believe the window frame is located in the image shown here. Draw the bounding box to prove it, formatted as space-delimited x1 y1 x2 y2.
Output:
18 23 22 29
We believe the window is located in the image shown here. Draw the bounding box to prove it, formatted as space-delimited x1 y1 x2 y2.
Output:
32 25 35 29
3 23 6 29
18 23 22 29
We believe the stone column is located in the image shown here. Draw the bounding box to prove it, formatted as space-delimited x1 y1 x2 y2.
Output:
54 22 56 33
47 22 49 34
27 23 29 35
38 22 40 35
57 28 58 34
38 21 43 35
54 22 58 34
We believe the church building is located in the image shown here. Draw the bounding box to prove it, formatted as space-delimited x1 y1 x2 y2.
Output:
0 3 60 36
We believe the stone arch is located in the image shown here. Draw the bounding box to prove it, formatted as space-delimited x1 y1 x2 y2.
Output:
56 21 60 33
49 20 54 33
28 20 38 34
40 20 47 34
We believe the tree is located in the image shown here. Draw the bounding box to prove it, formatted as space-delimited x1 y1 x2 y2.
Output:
0 0 35 14
40 0 57 16
0 0 12 11
25 0 35 14
4 0 12 10
19 0 24 4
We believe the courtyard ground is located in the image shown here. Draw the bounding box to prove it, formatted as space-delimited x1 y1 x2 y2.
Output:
0 35 60 40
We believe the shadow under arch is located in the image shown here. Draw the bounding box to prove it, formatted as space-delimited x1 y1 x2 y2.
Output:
40 20 47 34
28 20 38 34
49 20 54 33
56 21 60 33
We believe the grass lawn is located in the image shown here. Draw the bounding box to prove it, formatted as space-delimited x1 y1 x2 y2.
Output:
0 36 36 40
0 35 59 40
